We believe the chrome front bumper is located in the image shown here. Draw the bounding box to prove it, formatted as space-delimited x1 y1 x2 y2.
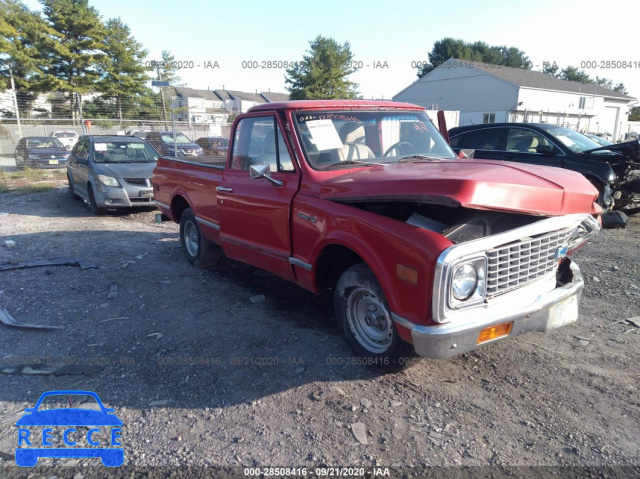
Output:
394 261 584 359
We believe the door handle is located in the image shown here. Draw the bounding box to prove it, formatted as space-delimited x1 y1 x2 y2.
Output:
216 186 233 192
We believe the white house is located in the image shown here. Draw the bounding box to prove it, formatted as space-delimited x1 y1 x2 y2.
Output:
393 58 637 142
170 87 231 125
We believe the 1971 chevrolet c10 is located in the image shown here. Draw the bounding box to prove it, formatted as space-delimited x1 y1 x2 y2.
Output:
152 100 601 372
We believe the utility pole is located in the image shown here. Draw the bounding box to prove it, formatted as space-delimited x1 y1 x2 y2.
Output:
157 66 167 122
9 66 22 140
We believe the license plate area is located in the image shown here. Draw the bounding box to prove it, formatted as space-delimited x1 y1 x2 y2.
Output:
48 160 59 165
548 295 578 329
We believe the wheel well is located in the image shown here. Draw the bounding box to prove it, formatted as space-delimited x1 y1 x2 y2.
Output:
171 195 190 223
315 244 364 291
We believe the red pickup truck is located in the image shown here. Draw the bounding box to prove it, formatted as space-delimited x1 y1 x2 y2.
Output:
152 100 601 372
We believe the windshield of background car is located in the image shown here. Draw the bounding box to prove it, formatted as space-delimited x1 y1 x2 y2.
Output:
92 141 158 163
160 133 192 144
53 132 77 138
26 138 65 148
292 110 456 169
537 125 602 153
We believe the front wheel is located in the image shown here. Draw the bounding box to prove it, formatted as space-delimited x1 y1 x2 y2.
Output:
179 208 220 268
87 184 103 215
334 263 419 373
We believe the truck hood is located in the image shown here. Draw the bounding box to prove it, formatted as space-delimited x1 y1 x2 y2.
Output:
316 159 600 216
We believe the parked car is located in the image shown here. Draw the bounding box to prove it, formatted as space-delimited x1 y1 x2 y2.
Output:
67 135 158 214
128 130 149 139
15 136 69 169
584 133 613 147
153 100 600 372
145 131 203 157
195 136 229 156
50 131 79 150
448 123 640 210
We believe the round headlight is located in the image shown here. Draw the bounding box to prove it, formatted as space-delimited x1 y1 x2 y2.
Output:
452 264 478 301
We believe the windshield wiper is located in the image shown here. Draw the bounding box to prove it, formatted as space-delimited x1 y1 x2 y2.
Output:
397 154 443 162
320 159 384 169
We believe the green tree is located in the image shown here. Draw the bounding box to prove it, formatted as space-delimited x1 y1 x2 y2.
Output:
628 106 640 121
558 66 591 83
417 37 531 77
285 35 358 100
39 0 106 119
0 0 59 116
95 17 152 122
542 65 627 93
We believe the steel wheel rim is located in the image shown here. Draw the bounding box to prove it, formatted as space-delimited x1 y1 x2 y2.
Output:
346 287 393 353
184 220 199 257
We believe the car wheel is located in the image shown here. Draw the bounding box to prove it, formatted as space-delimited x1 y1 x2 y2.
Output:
67 174 79 200
179 207 220 268
334 263 419 373
87 184 103 215
587 178 612 210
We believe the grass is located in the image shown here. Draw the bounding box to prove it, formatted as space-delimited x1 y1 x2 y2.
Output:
0 167 68 195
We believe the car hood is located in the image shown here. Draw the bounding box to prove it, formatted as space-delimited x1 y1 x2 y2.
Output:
16 409 122 426
315 159 600 216
582 139 640 162
95 162 157 178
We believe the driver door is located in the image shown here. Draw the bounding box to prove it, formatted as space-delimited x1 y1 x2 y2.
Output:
217 114 300 280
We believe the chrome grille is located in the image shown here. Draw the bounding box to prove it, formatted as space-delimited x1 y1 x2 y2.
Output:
123 178 150 187
486 228 574 297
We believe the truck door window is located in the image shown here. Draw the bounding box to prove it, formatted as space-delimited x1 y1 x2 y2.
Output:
231 116 295 172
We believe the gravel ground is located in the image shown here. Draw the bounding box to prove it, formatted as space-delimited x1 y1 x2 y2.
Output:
0 187 638 478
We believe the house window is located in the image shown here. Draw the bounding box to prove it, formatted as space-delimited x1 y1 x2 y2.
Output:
483 113 495 124
579 97 586 109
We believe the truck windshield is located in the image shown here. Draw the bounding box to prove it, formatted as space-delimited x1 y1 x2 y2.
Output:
293 110 457 169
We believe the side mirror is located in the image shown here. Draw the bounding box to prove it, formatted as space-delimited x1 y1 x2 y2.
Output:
249 164 283 187
536 145 557 155
76 157 88 164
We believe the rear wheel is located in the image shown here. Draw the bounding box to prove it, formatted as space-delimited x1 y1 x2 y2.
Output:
179 207 220 268
334 263 419 373
67 174 79 200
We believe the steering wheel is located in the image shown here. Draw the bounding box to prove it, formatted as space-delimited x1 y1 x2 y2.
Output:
383 141 415 157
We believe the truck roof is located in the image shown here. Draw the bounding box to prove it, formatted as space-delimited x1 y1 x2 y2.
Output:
247 99 424 113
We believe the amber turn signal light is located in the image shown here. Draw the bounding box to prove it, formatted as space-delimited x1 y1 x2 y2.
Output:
477 322 513 344
396 264 418 285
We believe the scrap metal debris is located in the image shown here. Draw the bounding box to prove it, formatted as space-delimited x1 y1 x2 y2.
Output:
0 257 97 272
0 307 63 330
3 240 15 248
147 332 163 341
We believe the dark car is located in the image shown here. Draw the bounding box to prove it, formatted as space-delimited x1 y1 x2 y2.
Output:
67 135 158 214
144 131 203 157
15 136 70 169
195 136 229 156
448 123 640 210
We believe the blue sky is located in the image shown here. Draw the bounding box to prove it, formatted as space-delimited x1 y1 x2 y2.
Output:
22 0 640 101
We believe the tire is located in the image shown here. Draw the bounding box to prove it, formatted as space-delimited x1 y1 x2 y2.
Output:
87 184 103 215
587 178 611 210
179 207 220 268
67 174 79 200
334 263 419 373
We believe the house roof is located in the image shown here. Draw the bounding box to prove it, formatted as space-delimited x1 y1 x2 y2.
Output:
442 59 634 101
228 90 266 102
214 90 234 101
173 87 221 101
260 92 290 102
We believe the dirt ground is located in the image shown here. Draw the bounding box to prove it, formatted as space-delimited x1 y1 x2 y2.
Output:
0 185 638 478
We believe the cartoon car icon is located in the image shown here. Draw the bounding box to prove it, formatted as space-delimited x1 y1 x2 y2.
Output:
15 390 123 467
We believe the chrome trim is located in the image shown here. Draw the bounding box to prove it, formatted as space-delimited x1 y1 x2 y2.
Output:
289 257 313 271
195 216 220 231
396 261 584 358
155 200 170 210
216 186 233 193
220 234 289 261
432 214 589 324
